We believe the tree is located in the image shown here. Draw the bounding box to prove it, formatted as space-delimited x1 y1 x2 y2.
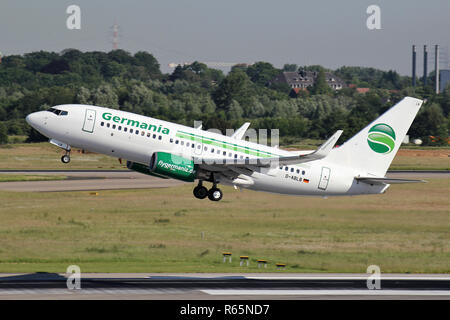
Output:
311 69 332 95
246 62 280 86
92 84 119 109
134 51 161 77
227 100 244 120
23 51 59 72
409 103 448 145
0 122 8 144
282 64 298 72
212 69 254 111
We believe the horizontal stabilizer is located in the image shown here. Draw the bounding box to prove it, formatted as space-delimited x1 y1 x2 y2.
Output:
355 177 427 185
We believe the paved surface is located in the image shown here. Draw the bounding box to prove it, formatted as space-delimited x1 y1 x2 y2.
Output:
0 170 184 192
0 170 446 192
0 273 449 300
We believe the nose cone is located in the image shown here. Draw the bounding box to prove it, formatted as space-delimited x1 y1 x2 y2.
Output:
26 111 47 133
25 112 39 128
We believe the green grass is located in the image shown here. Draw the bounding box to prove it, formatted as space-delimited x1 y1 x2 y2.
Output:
0 143 125 170
0 174 67 182
0 179 448 273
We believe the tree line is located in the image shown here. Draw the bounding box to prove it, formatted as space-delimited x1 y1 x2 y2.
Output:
0 49 448 146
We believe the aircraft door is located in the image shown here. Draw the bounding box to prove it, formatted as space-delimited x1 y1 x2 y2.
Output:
318 167 331 190
82 109 96 133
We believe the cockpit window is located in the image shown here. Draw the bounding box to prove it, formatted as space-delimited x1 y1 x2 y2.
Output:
47 108 68 116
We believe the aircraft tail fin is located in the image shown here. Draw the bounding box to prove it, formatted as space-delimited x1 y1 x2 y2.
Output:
329 97 423 176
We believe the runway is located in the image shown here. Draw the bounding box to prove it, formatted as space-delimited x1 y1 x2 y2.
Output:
0 170 446 192
0 273 449 300
0 170 184 192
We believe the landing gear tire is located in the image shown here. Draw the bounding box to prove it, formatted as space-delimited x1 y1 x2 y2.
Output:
193 185 208 199
61 154 70 164
208 188 223 202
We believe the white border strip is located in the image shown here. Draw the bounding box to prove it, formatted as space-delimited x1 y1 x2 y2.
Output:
202 289 450 296
245 276 450 281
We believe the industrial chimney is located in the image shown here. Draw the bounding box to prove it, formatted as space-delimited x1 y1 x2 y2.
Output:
435 45 440 94
412 45 416 87
423 45 428 86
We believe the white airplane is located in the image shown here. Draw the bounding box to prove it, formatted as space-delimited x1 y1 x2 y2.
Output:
26 97 424 201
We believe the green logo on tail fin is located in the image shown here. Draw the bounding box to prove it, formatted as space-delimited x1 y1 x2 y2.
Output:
367 123 396 154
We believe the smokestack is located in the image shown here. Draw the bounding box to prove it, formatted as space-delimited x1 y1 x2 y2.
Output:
423 45 428 86
435 45 440 94
412 45 416 87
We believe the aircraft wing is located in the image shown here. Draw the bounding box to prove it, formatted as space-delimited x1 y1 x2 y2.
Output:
194 130 343 169
355 177 427 185
231 122 251 140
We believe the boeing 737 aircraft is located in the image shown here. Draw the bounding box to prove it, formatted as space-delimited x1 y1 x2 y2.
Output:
26 97 424 201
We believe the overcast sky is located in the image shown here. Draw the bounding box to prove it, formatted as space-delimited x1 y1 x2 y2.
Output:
1 0 449 75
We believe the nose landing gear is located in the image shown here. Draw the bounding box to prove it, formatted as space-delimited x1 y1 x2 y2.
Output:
61 153 70 164
49 139 71 164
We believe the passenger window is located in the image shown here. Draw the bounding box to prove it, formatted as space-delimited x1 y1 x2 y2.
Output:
141 131 145 136
211 148 214 153
153 134 156 139
124 127 128 132
285 167 288 171
135 130 139 135
147 133 151 137
101 122 104 126
158 136 162 140
296 169 300 174
223 151 226 156
181 141 184 146
130 129 133 133
107 123 110 128
186 142 190 147
112 124 116 129
234 154 238 159
302 170 305 175
197 145 201 149
170 138 173 143
290 168 294 172
192 144 195 148
204 146 208 151
175 140 179 144
118 126 122 131
60 111 68 116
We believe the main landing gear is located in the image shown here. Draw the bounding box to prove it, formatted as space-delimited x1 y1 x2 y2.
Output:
193 181 223 202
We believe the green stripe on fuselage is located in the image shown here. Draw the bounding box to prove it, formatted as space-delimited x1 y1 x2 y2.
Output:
175 131 278 158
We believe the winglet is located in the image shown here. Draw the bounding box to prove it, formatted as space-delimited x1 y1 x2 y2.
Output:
231 122 251 140
314 130 343 158
274 130 343 166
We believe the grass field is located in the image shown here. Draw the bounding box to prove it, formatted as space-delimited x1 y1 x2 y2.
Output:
0 142 449 170
0 179 448 274
0 174 67 182
0 143 124 170
390 149 449 170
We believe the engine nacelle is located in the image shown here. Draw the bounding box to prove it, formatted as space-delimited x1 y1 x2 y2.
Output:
126 161 170 179
149 152 197 182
